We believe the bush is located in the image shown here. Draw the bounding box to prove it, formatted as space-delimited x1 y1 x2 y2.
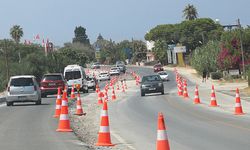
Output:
210 72 223 80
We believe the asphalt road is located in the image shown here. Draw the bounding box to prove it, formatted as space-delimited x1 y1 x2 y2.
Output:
109 66 250 150
0 96 88 150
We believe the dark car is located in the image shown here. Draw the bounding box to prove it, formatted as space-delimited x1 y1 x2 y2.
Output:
140 74 164 96
40 73 67 97
153 64 164 72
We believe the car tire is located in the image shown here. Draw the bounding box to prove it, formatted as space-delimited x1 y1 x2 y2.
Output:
41 93 47 98
161 90 164 95
141 91 145 97
6 101 13 106
36 98 42 105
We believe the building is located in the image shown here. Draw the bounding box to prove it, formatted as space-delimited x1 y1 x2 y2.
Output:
146 41 155 62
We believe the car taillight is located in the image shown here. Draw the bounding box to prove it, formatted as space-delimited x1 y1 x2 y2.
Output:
34 86 37 91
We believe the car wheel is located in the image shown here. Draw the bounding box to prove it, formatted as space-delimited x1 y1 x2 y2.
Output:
161 90 164 95
6 101 13 106
41 93 47 98
36 98 42 105
141 91 145 97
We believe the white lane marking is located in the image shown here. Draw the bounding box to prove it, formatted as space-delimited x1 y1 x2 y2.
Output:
111 131 136 150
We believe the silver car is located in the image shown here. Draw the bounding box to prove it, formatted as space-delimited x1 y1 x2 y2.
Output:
6 75 41 106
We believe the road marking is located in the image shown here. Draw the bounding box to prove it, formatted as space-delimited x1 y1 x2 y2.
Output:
112 131 136 150
167 97 250 132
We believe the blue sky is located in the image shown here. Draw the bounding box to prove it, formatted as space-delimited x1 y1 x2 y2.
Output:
0 0 249 46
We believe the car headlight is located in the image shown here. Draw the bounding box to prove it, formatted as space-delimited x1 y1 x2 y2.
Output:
158 83 163 86
141 85 146 88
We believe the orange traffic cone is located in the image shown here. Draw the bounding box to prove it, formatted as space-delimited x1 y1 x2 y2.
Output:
70 85 76 99
193 85 201 104
156 112 170 150
96 101 114 146
96 84 100 93
234 88 244 115
75 93 86 116
54 87 62 118
104 91 109 102
183 79 189 98
210 85 218 107
111 87 117 100
116 83 120 90
56 90 73 132
177 80 183 96
98 91 104 105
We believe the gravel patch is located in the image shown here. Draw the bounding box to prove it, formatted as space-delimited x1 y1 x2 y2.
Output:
68 73 137 150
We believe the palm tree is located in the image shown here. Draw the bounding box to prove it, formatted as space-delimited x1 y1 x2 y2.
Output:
183 4 198 20
10 25 23 43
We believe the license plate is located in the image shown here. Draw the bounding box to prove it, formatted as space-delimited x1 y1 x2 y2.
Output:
149 88 156 90
48 83 56 86
18 96 26 100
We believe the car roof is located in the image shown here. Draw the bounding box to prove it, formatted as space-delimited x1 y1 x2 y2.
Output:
158 71 167 74
43 73 62 76
10 75 35 79
142 74 160 78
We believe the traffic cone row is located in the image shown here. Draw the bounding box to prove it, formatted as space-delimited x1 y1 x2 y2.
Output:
175 69 245 116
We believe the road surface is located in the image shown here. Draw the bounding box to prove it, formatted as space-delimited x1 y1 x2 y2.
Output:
109 66 250 150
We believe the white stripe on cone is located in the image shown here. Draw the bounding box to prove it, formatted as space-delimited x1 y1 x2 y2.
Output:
101 110 108 116
235 103 241 107
61 100 68 106
77 105 82 109
157 130 168 140
56 105 61 109
211 97 216 100
99 126 110 133
60 114 69 120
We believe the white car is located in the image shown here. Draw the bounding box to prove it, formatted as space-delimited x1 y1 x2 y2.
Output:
86 76 96 90
158 71 169 81
6 75 42 106
109 67 120 76
97 72 110 81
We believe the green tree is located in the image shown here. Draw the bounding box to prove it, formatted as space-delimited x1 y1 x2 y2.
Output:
72 26 90 46
191 41 221 74
183 4 198 20
152 40 168 64
10 25 23 43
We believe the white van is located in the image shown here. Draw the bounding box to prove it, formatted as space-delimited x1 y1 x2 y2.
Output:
63 64 88 93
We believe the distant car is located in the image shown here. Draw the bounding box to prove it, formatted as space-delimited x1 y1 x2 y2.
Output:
6 75 41 106
140 74 164 96
158 71 169 81
91 62 101 69
97 72 111 81
116 64 126 73
153 64 164 72
86 75 97 90
109 67 120 76
40 73 67 97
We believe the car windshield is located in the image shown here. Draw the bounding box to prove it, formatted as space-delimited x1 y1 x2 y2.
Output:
10 78 34 86
86 77 93 81
158 72 168 75
111 68 118 70
65 71 81 80
42 75 62 81
142 75 161 82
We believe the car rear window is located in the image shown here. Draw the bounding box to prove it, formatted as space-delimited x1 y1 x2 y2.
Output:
154 64 162 68
10 78 34 86
142 75 161 82
42 75 62 81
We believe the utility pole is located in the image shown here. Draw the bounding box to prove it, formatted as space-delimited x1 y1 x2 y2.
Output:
237 19 245 77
